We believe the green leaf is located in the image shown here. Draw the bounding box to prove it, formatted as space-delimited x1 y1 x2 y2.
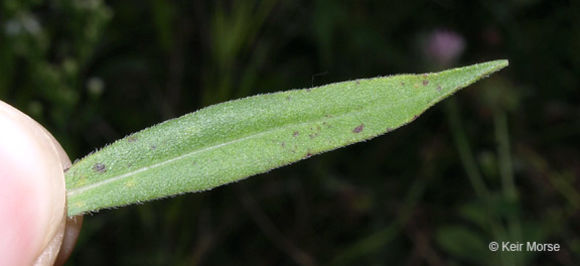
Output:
65 60 508 216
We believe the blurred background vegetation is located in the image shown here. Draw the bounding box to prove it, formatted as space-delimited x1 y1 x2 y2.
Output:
1 0 579 265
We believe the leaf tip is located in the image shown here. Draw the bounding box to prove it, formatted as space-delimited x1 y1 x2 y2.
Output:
482 59 509 73
493 59 509 69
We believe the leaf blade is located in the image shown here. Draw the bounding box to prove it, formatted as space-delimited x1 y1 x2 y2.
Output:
66 60 508 216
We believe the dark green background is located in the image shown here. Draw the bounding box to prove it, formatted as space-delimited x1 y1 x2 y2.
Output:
1 0 578 265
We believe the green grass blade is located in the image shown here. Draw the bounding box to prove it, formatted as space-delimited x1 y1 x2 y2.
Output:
65 60 508 216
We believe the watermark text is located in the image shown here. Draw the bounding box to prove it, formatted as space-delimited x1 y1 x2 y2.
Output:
488 241 560 252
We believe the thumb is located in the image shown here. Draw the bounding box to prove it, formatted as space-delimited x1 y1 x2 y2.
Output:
0 101 71 265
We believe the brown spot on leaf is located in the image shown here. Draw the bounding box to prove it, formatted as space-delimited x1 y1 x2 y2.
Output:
293 131 299 137
93 163 106 173
436 85 442 92
151 145 157 150
353 124 364 133
422 80 429 86
401 82 405 86
305 152 313 158
281 142 286 147
127 135 138 142
356 80 360 85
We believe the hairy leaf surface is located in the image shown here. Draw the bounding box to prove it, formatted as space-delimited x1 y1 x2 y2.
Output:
66 60 508 216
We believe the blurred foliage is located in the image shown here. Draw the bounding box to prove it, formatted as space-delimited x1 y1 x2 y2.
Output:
1 0 579 265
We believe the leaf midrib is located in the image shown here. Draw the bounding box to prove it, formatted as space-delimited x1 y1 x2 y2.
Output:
66 88 434 197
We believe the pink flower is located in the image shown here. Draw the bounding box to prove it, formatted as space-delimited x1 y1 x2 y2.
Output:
423 29 465 66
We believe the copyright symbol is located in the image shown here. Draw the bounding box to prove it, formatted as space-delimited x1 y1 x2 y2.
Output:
489 241 499 252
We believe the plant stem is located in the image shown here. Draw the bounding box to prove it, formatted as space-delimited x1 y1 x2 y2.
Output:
494 109 517 202
445 99 513 265
494 108 522 265
445 99 490 198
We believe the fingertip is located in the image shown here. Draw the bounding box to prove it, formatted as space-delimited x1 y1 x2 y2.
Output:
0 101 67 265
